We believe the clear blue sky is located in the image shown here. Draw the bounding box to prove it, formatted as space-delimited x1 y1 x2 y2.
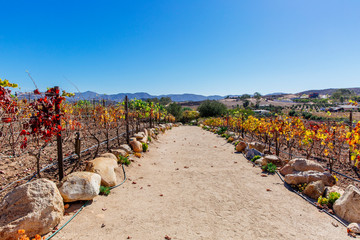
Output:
0 0 359 96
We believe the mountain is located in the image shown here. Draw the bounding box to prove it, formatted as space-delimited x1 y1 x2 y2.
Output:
71 92 224 102
298 88 360 95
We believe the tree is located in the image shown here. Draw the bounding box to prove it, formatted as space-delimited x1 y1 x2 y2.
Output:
254 92 262 108
239 94 250 100
243 100 250 108
159 97 172 106
197 100 227 117
166 102 183 120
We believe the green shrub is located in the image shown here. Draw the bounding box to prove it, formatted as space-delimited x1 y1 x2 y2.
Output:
251 155 261 162
166 102 183 120
100 186 111 196
198 100 227 117
261 162 277 173
328 192 340 204
118 155 131 166
147 136 151 142
142 142 148 152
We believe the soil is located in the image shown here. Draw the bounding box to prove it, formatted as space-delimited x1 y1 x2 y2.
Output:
51 126 350 240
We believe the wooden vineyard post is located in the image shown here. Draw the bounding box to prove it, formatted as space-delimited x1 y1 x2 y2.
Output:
125 96 130 144
55 86 64 181
149 109 153 128
349 110 353 164
75 132 81 158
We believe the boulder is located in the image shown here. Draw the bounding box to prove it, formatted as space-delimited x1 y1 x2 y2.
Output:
133 132 145 140
100 153 118 162
348 223 360 234
254 158 264 166
235 141 247 152
130 140 143 153
111 149 128 158
246 148 263 160
262 155 284 167
333 185 360 223
303 181 325 200
249 142 266 152
59 172 101 202
280 158 324 176
0 179 64 240
86 157 118 187
139 137 147 144
119 144 132 154
284 170 336 186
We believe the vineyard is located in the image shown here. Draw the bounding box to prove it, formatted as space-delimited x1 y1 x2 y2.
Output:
0 79 175 198
202 112 360 189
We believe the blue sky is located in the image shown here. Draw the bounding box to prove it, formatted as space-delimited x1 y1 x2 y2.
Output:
0 0 359 96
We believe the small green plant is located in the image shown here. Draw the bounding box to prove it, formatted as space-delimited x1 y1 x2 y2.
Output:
234 141 239 146
216 126 227 135
147 136 151 142
317 196 329 205
261 162 277 173
291 183 308 192
251 155 261 162
100 186 111 196
118 155 131 166
142 142 148 152
328 192 340 204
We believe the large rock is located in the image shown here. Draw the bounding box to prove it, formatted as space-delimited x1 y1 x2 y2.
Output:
133 132 145 140
130 140 142 153
284 170 336 186
262 155 284 167
86 157 118 187
119 144 132 154
333 185 360 223
280 158 324 176
100 153 118 162
249 142 266 152
246 148 263 160
303 180 325 200
235 141 247 152
59 172 101 202
112 149 128 158
0 179 64 240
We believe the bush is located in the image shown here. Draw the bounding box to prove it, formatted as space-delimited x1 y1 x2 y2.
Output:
118 155 131 166
251 155 261 162
262 162 277 173
142 142 148 152
166 102 183 120
198 100 227 117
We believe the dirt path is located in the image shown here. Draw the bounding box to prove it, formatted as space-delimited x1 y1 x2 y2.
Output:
53 126 350 240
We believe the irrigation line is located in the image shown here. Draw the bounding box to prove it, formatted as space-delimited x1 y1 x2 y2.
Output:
45 163 127 240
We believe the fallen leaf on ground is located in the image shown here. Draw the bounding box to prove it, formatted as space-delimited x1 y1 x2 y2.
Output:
160 194 163 197
175 168 179 170
332 222 338 227
184 166 189 168
138 164 141 166
101 224 105 228
147 184 151 187
266 189 272 191
261 174 268 177
164 235 171 240
234 161 237 164
102 208 107 211
127 236 132 239
140 187 143 189
132 181 137 184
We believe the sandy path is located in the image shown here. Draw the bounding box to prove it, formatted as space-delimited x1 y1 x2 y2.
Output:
53 126 349 240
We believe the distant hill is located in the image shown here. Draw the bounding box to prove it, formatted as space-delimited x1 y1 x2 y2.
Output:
298 88 360 95
71 91 223 102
